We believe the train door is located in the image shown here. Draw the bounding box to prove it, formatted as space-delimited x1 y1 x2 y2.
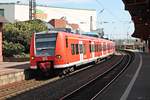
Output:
79 41 83 62
91 41 95 58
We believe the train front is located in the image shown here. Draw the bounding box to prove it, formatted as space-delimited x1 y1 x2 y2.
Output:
30 31 57 73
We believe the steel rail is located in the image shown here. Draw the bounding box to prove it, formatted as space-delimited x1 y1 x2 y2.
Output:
0 77 60 100
0 53 121 100
91 52 133 100
60 52 133 100
0 54 115 100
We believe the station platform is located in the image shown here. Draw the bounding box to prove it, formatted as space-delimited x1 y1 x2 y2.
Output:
0 62 30 86
96 52 150 100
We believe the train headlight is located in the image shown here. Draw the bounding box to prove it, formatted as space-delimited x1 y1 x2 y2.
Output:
56 55 62 59
31 56 35 60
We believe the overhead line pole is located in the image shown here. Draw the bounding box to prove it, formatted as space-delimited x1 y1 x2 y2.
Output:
29 0 36 20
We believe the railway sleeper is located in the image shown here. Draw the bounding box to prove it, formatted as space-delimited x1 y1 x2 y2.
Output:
94 58 101 64
58 66 75 77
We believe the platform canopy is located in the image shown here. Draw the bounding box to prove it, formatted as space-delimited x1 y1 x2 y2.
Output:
122 0 150 40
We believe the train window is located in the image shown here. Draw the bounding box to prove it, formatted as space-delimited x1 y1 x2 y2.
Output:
66 37 68 48
96 44 98 52
97 44 98 52
76 44 79 54
110 44 111 50
89 44 92 52
98 44 100 52
83 44 86 54
97 44 99 52
36 33 57 39
35 33 57 56
106 44 108 50
71 44 75 55
103 43 106 51
79 44 83 54
98 44 99 52
95 45 97 52
99 44 102 51
91 44 95 52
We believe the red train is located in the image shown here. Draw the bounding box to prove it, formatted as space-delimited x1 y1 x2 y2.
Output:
30 31 115 75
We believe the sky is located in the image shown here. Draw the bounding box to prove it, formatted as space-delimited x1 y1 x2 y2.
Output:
0 0 135 39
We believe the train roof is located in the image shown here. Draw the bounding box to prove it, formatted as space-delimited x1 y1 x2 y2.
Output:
35 31 114 43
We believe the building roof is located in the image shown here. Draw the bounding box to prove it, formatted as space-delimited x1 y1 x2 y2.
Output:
0 16 8 23
0 3 96 11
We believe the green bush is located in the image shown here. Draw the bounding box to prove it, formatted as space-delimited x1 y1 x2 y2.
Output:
3 41 25 57
3 19 48 57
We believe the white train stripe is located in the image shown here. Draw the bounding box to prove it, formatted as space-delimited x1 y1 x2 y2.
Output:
54 53 114 68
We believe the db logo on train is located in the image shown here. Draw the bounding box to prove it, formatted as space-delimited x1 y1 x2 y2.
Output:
42 56 48 61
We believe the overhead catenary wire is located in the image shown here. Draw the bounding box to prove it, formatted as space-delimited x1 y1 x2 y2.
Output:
95 0 134 39
95 0 124 22
95 0 133 26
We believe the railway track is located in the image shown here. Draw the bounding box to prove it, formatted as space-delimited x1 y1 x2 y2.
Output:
60 51 134 100
0 76 60 100
0 54 116 100
0 51 130 100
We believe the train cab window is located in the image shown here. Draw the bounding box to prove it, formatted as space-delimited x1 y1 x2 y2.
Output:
76 44 79 54
71 44 75 55
35 33 57 56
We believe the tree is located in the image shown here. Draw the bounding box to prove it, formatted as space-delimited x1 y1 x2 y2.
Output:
3 19 48 57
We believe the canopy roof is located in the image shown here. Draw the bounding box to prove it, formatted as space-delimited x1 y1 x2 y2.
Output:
123 0 150 40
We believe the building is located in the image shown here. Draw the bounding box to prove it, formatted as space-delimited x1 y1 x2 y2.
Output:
0 3 96 32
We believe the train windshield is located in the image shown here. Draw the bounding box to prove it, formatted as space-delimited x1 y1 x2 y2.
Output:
35 33 57 56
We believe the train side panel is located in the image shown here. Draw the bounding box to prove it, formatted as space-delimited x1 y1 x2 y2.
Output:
68 36 80 65
30 31 116 74
54 32 67 68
